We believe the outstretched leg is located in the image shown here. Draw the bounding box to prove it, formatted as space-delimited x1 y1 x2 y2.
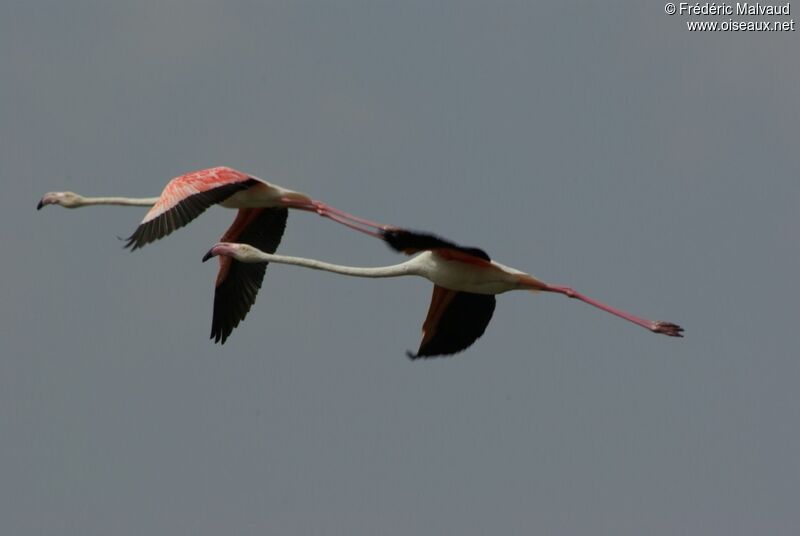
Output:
542 284 683 337
279 197 394 239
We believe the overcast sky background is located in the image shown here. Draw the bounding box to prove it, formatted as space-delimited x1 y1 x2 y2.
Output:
2 2 799 534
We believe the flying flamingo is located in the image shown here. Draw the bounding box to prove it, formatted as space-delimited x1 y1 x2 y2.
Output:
202 229 683 358
38 166 390 343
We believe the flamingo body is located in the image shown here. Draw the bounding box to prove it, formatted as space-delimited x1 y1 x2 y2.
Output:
402 251 528 296
203 230 683 359
125 166 311 251
39 166 392 344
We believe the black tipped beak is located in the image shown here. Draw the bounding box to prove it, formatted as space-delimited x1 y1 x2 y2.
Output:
36 200 44 210
202 249 215 262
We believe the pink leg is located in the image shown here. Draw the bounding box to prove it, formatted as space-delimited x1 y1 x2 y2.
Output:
542 284 683 337
280 197 392 238
315 210 384 238
312 201 392 231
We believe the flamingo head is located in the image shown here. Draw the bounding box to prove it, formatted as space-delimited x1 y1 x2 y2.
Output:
37 191 84 210
202 242 262 263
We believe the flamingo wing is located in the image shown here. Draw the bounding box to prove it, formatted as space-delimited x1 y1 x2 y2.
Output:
125 167 258 250
210 207 289 344
381 228 490 261
408 285 497 359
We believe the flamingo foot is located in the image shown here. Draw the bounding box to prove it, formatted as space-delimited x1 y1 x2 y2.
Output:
651 321 684 337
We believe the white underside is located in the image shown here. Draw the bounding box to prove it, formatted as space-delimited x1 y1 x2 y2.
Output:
412 252 525 295
219 181 309 209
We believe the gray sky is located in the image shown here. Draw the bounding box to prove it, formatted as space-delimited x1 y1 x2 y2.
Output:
2 2 799 534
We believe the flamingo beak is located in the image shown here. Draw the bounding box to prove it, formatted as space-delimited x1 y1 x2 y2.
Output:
37 195 54 210
203 242 237 262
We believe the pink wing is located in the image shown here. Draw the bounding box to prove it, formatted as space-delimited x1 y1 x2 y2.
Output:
125 167 258 250
210 207 289 344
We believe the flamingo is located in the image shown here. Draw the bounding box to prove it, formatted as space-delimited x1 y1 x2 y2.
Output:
38 166 390 343
202 229 683 358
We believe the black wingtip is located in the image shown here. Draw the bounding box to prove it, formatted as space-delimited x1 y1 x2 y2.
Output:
202 249 214 262
118 235 136 251
380 228 491 261
122 236 139 251
36 200 44 210
406 350 418 360
210 329 228 345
